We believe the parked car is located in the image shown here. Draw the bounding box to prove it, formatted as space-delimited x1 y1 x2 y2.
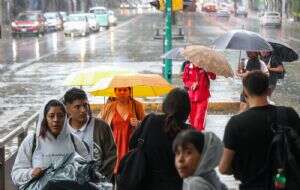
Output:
83 13 100 32
236 6 248 17
260 12 281 27
64 14 90 36
59 12 68 22
44 12 63 31
202 3 217 13
216 9 230 17
11 11 46 37
108 10 117 26
89 7 109 29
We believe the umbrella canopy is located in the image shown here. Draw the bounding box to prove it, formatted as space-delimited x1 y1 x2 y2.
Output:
212 29 273 51
64 68 133 86
88 74 173 97
181 45 234 78
161 47 184 60
267 38 298 62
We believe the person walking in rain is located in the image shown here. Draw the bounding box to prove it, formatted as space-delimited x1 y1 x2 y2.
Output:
11 99 89 189
182 61 216 131
99 87 145 174
173 129 227 190
236 51 269 112
129 87 191 190
63 88 117 181
260 51 284 97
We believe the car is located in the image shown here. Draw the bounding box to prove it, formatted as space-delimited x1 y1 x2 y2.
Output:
83 13 100 32
216 9 230 17
89 7 109 28
260 12 281 27
108 10 117 26
64 14 90 36
202 3 217 13
11 11 46 37
44 12 63 31
236 6 248 17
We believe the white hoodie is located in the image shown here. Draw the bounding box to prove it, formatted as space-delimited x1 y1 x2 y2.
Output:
11 100 89 187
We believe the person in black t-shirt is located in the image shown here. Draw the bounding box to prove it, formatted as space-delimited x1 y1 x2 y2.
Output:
260 51 284 96
219 71 300 190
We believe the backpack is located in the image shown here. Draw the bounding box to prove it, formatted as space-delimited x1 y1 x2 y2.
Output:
268 56 285 79
269 107 300 189
116 114 152 190
242 107 300 190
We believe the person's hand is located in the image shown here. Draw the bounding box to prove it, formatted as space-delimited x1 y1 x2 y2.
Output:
31 167 43 177
130 117 140 127
191 82 198 91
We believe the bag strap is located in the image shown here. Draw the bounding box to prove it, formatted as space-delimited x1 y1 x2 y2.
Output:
31 134 36 156
137 114 155 148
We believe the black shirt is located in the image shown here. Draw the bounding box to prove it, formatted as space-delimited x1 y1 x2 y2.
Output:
246 58 261 71
223 105 300 184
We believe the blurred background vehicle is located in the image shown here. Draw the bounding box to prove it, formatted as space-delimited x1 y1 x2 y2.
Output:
202 2 217 13
89 7 109 29
216 8 230 17
108 10 117 26
44 12 63 31
84 13 100 32
64 14 90 36
11 11 46 37
260 11 281 28
236 6 248 17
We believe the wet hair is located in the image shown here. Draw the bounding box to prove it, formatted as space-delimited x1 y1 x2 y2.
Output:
63 87 92 125
40 99 66 138
162 88 191 137
246 51 259 59
242 71 269 96
172 129 205 154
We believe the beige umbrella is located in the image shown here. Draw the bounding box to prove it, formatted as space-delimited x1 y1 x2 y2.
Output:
182 45 234 78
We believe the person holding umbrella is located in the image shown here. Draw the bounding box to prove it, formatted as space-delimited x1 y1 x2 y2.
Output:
182 62 216 132
260 51 284 96
99 87 145 175
236 51 269 112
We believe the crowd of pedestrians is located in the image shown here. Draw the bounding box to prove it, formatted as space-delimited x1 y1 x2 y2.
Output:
11 61 300 190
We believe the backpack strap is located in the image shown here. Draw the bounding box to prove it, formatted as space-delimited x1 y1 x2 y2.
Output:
70 133 78 153
31 134 36 156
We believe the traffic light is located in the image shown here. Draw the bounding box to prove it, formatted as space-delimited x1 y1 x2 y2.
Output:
150 0 182 11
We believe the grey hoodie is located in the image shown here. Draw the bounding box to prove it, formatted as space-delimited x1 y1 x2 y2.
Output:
11 100 89 188
183 132 227 190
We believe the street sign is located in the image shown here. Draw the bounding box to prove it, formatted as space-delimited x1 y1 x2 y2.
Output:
159 0 183 11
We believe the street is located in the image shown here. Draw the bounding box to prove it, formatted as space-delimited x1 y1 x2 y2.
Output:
0 9 299 138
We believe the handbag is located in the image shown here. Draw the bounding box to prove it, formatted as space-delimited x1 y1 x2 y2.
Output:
116 114 152 190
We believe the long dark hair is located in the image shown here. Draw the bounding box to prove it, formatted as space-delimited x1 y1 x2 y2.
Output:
162 88 191 137
40 99 66 138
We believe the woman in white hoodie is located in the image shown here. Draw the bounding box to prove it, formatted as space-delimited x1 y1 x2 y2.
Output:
11 99 89 189
173 129 227 190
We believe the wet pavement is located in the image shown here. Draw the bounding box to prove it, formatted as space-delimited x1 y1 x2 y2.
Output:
0 9 299 138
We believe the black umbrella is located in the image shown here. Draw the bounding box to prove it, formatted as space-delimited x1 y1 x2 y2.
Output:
267 38 298 62
212 29 273 51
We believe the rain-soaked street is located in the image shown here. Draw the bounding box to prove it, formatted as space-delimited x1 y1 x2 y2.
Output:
0 9 300 139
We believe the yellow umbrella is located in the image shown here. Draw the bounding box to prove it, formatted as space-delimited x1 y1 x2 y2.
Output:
182 45 234 78
88 74 173 97
64 68 133 86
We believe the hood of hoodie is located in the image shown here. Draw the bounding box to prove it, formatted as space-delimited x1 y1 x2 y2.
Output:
194 132 223 176
33 100 77 169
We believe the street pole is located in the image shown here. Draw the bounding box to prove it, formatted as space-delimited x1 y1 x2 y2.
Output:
163 0 172 83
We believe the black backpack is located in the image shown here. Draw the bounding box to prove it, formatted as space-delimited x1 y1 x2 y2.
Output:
269 107 300 189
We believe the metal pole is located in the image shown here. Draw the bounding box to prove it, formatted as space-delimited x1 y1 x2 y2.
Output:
0 147 5 190
163 0 172 83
